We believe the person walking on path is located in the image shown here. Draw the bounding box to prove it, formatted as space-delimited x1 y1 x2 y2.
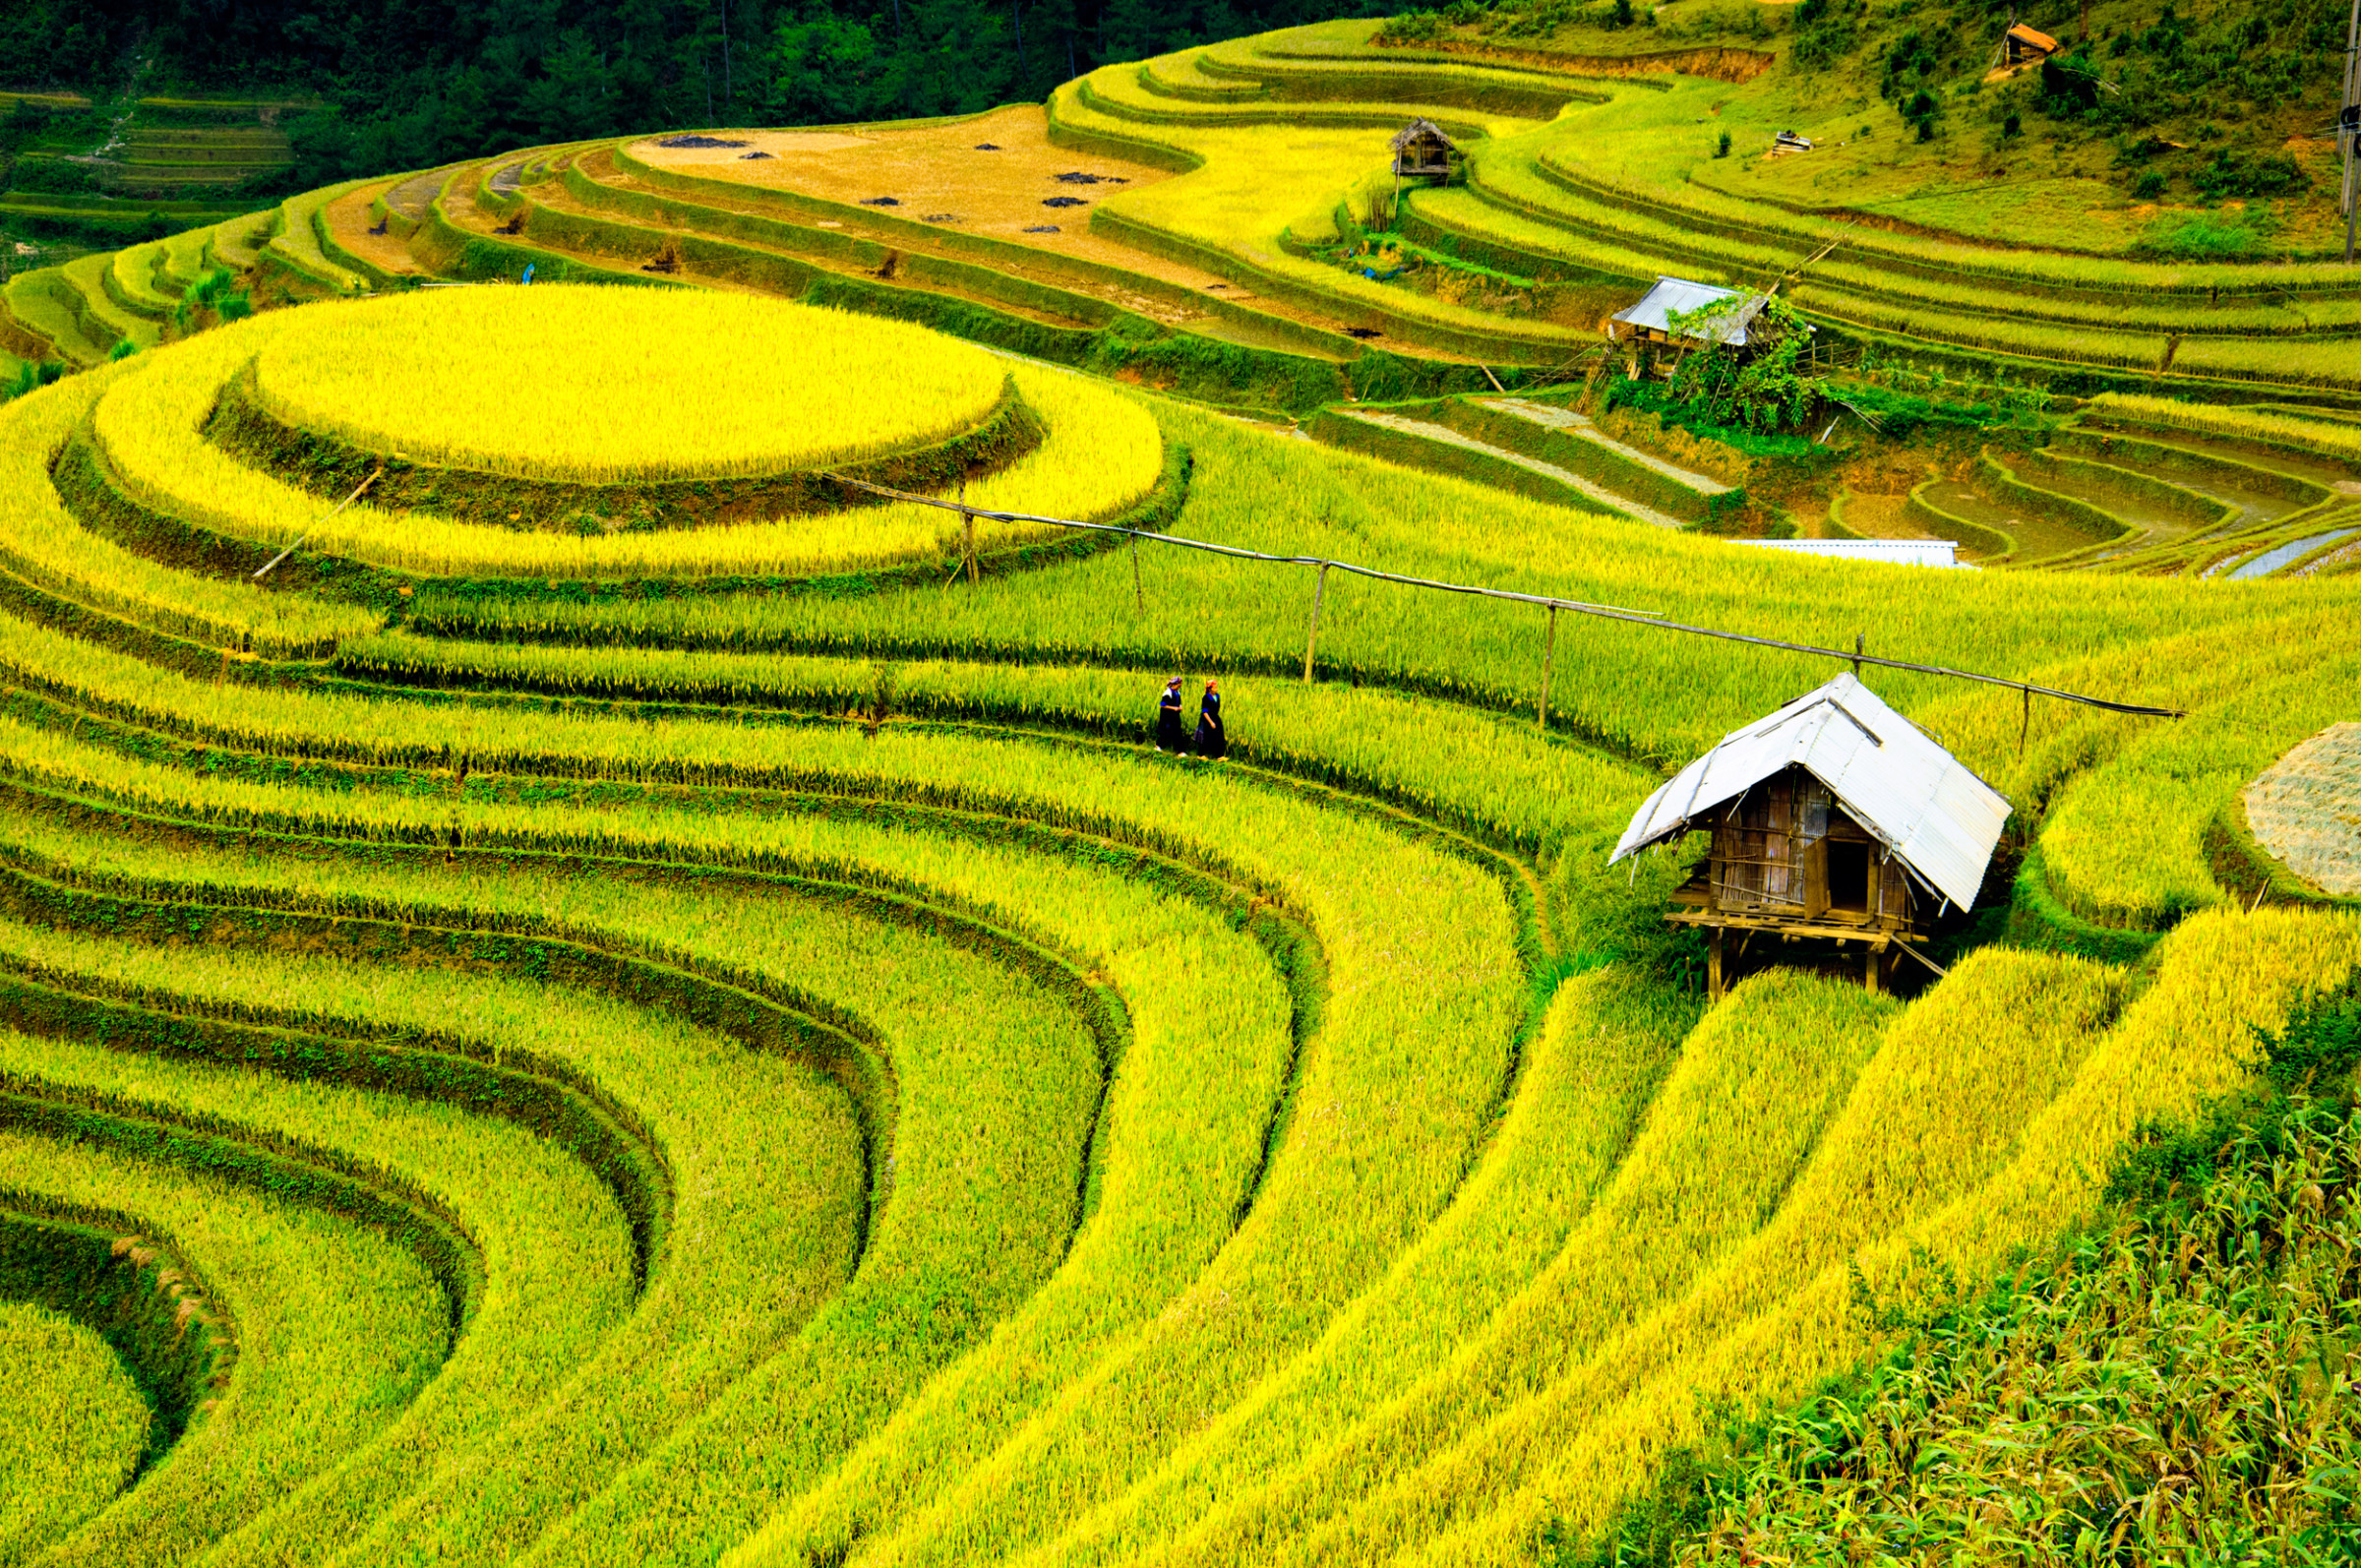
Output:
1155 677 1187 754
1193 678 1226 761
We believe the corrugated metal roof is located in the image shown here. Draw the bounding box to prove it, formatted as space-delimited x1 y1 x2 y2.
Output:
1608 672 2012 911
1736 539 1969 569
1609 276 1756 345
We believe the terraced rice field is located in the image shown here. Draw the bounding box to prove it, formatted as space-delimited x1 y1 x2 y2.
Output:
4 9 2361 1559
4 19 2357 570
98 100 297 197
0 271 2355 1565
0 19 2331 564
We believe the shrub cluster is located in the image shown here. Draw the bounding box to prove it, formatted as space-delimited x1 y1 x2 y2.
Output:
1787 0 1860 72
2040 0 2335 137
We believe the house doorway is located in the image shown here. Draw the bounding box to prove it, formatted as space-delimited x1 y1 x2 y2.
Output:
1826 840 1873 916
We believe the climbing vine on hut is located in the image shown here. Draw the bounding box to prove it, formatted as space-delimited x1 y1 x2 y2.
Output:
1662 293 1819 437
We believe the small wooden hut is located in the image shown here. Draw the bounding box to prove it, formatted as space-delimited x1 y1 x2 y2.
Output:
1390 118 1457 184
1610 673 2011 996
2004 23 2061 64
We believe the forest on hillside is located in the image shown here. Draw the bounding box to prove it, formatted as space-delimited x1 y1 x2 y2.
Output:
0 0 1386 191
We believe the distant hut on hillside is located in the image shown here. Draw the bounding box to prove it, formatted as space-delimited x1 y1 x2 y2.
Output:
1390 118 1457 185
1606 275 1767 354
2004 22 2061 64
1609 673 2011 996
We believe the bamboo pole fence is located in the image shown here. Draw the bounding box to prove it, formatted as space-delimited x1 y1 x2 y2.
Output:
820 471 2189 726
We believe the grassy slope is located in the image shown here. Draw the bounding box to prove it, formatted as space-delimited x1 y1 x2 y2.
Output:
1407 0 2345 258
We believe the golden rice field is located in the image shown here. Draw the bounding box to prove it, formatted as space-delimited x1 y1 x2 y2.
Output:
1 22 2358 1568
0 1299 151 1556
82 302 1165 580
245 288 1010 482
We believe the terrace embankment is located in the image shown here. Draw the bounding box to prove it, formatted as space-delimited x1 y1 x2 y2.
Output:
321 180 426 278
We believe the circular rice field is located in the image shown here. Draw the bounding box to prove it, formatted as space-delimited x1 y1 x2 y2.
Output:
247 288 1010 483
73 290 1168 582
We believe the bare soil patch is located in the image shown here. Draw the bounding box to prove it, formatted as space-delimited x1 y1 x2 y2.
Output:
2246 722 2361 896
383 165 452 223
1837 491 1943 543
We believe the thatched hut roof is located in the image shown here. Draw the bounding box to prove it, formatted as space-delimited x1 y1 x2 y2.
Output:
1389 118 1457 153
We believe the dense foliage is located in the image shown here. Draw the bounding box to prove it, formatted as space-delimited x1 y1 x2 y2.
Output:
1657 293 1819 437
0 0 1385 190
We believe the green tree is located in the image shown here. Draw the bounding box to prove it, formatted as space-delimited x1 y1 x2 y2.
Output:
757 6 881 123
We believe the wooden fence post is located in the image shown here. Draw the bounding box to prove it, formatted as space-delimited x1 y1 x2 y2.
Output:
1130 529 1144 616
1538 603 1557 730
960 478 978 586
1302 561 1330 684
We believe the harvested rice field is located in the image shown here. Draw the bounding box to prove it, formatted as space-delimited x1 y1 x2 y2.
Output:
627 106 1219 287
321 180 426 278
2248 723 2361 897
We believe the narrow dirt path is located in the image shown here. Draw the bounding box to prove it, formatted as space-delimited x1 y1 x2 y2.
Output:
1479 397 1735 494
1338 408 1685 527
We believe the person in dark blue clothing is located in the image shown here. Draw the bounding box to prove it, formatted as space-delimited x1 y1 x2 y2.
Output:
1155 677 1186 753
1192 679 1226 760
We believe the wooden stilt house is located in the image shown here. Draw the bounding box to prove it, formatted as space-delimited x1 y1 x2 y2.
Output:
1610 673 2011 996
1390 119 1457 185
1607 275 1766 353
